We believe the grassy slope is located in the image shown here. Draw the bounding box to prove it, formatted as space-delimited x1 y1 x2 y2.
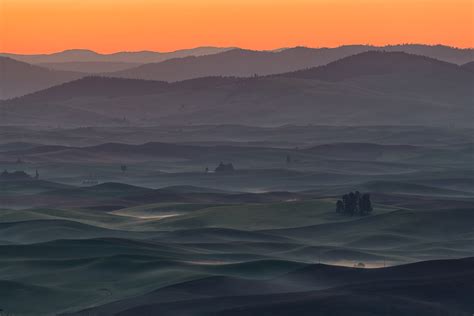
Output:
0 192 471 314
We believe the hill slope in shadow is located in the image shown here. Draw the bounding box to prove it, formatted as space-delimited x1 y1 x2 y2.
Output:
109 45 474 82
0 57 83 99
2 52 473 127
65 257 474 316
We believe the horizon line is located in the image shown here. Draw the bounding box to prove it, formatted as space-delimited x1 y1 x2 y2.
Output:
2 43 473 56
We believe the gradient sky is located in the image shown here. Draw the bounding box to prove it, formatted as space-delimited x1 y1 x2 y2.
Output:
1 0 473 54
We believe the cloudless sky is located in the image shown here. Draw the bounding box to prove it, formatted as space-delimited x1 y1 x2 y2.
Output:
1 0 473 54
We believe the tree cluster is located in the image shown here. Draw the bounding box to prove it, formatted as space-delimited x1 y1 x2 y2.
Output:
336 191 373 216
0 170 33 181
215 162 235 173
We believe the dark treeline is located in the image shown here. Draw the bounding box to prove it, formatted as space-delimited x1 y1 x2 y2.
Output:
0 169 39 181
336 191 373 216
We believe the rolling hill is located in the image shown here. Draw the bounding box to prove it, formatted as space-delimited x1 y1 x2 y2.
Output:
38 61 143 73
2 45 472 99
462 61 474 72
1 41 473 316
0 158 472 315
0 47 232 98
1 51 473 127
5 76 170 103
0 57 83 99
0 139 447 166
64 257 474 316
108 47 349 81
0 47 233 64
280 51 472 81
108 45 474 82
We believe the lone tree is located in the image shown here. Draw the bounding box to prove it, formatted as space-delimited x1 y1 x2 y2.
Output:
337 191 373 216
120 165 127 173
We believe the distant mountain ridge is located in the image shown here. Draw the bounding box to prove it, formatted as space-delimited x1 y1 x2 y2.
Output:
2 51 473 127
38 61 143 74
0 47 234 64
107 44 474 82
0 57 83 99
280 51 472 81
3 44 472 65
2 44 472 99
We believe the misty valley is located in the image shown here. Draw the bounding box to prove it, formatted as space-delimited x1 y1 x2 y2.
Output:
0 45 473 315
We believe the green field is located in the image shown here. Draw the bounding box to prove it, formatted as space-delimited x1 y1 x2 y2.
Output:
0 125 472 315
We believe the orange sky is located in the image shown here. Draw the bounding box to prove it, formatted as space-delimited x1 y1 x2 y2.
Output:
1 0 473 54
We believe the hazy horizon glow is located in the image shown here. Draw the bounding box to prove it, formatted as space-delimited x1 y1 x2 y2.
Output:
1 0 473 54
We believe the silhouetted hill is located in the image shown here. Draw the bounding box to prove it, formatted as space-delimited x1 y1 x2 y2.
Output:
9 77 170 103
2 52 472 127
0 57 83 99
108 45 474 82
109 47 341 81
1 47 233 64
38 61 142 73
281 51 473 81
381 44 473 64
280 51 474 109
3 44 471 65
2 45 472 98
462 61 474 72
